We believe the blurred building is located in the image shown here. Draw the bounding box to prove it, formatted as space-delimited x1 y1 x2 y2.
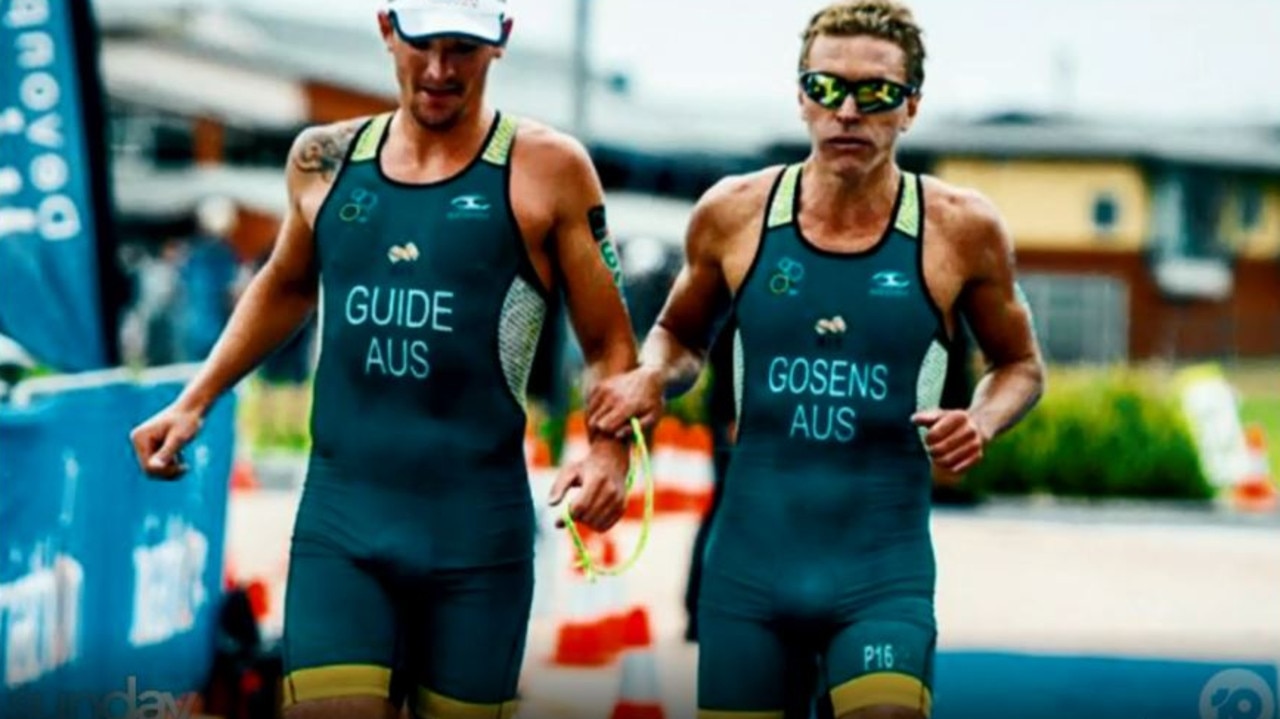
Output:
97 3 768 253
96 4 1280 367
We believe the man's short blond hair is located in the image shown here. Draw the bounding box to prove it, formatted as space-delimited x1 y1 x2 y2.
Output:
799 0 926 89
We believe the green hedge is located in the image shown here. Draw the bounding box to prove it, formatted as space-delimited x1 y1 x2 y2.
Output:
962 367 1214 501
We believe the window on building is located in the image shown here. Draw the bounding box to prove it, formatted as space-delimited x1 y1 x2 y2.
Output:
1092 192 1119 235
107 102 194 168
223 126 296 167
1182 169 1227 258
1018 273 1129 364
1239 182 1263 231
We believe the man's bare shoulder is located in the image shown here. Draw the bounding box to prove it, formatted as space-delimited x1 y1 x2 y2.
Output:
691 166 786 238
287 116 370 186
508 117 593 179
920 174 1011 256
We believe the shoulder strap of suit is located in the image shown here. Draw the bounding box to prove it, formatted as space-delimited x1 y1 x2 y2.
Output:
766 163 803 229
766 164 920 235
349 112 393 164
346 111 518 168
893 171 922 239
481 112 519 167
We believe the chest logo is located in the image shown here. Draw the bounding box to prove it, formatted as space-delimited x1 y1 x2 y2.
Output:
388 242 419 264
870 270 910 297
814 315 846 335
448 194 491 220
768 257 805 296
339 187 378 224
815 314 846 349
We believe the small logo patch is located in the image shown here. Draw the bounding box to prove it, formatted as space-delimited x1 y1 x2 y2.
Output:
814 315 846 335
769 257 805 296
388 242 419 264
815 314 846 349
448 194 491 220
870 270 910 297
339 187 378 224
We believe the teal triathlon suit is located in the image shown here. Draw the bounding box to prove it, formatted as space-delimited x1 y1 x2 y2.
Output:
698 164 952 719
282 111 547 719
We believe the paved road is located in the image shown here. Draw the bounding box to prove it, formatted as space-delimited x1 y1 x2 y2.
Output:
225 465 1280 719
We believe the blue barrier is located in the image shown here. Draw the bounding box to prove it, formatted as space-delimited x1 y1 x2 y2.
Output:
932 651 1279 719
0 370 236 719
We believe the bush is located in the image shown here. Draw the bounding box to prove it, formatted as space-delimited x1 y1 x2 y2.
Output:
664 369 712 427
963 367 1214 501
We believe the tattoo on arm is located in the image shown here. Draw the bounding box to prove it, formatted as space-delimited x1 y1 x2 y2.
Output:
292 123 359 182
588 204 626 292
588 205 609 243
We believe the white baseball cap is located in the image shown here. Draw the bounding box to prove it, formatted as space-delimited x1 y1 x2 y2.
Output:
384 0 511 46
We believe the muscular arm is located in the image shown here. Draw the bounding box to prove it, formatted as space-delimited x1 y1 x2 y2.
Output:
586 174 759 438
955 196 1046 442
172 124 354 415
638 179 741 395
545 137 639 449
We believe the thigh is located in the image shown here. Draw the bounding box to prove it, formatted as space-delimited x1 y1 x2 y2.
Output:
411 561 534 719
281 544 399 711
697 609 794 719
825 597 936 719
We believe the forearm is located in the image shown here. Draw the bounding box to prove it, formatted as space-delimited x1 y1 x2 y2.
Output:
638 325 706 399
968 358 1044 441
581 329 639 447
174 268 316 415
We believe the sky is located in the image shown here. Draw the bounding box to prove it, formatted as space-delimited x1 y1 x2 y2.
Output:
109 0 1280 125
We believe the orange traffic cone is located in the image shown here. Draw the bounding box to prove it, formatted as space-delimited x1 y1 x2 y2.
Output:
550 580 611 666
230 457 259 492
682 423 715 515
562 411 591 465
525 421 553 469
551 526 615 667
610 606 665 719
619 605 653 651
1234 425 1277 512
651 416 685 514
598 536 627 663
245 578 270 622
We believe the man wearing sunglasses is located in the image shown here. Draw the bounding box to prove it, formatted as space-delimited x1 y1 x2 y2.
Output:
586 1 1045 717
129 1 639 717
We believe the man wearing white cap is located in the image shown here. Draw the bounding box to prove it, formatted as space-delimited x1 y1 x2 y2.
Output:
129 1 639 717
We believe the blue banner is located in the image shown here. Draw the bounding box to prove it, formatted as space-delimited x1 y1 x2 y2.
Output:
0 372 236 719
933 652 1279 719
0 0 109 372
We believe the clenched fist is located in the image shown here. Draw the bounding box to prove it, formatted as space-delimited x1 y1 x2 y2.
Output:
129 405 203 480
911 408 989 474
